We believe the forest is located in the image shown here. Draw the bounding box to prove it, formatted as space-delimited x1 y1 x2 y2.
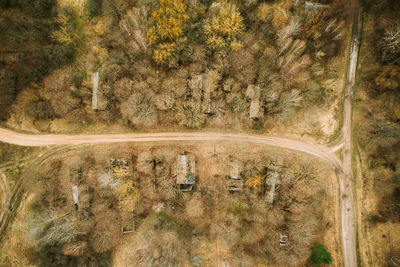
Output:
356 0 400 265
0 0 78 117
358 0 400 223
0 144 339 266
1 0 348 141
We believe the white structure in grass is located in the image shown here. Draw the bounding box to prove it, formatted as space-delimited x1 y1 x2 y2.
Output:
92 71 99 110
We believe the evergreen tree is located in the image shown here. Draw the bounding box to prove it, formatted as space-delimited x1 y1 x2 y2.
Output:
308 242 333 267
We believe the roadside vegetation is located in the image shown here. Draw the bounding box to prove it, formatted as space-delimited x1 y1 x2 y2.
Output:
1 0 348 142
0 143 339 266
356 0 400 265
0 142 41 189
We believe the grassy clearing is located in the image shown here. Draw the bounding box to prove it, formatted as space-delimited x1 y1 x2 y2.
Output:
0 143 43 188
0 143 38 166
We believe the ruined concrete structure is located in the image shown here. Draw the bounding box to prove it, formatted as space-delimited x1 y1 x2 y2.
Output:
176 153 196 191
226 161 243 192
188 73 214 114
266 166 280 204
246 84 263 119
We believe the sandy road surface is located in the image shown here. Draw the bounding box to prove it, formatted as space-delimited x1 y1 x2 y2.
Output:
0 128 342 167
340 5 363 267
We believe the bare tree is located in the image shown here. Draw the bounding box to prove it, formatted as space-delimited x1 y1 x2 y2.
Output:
380 21 400 59
98 170 120 189
278 17 302 44
120 93 157 128
28 210 78 247
120 7 149 52
176 100 206 129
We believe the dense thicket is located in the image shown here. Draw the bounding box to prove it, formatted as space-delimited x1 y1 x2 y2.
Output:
22 146 332 266
0 0 350 137
0 0 77 117
359 0 400 225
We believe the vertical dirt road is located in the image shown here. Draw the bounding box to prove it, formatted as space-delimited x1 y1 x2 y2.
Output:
340 5 363 267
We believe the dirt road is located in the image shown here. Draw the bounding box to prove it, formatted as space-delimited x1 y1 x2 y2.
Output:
0 128 342 165
0 5 363 267
339 6 363 267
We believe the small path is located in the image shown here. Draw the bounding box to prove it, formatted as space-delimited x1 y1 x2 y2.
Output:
0 172 10 232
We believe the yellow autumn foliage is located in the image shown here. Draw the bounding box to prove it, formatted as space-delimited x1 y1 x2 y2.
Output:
93 45 109 64
153 42 176 64
113 166 130 179
206 35 226 50
271 6 289 29
116 179 141 211
203 2 244 50
147 0 188 64
51 7 82 47
94 20 107 37
230 39 243 52
245 176 264 188
257 3 271 22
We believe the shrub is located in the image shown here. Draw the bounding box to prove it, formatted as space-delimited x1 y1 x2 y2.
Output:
274 90 302 122
0 70 17 106
85 0 101 18
245 176 264 188
51 6 84 49
374 65 400 92
378 187 400 222
120 93 157 128
176 100 205 129
70 71 87 88
27 100 55 120
308 242 333 267
226 93 247 113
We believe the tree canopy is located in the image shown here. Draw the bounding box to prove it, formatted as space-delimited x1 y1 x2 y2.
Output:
308 242 333 266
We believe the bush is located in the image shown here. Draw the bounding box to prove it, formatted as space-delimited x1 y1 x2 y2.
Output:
51 6 84 49
70 71 87 88
27 100 55 120
176 100 205 129
85 0 101 18
378 187 400 222
308 242 333 267
226 93 247 113
0 69 17 106
120 93 157 128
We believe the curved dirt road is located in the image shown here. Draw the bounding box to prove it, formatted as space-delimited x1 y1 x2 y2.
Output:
0 127 343 168
0 127 353 263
